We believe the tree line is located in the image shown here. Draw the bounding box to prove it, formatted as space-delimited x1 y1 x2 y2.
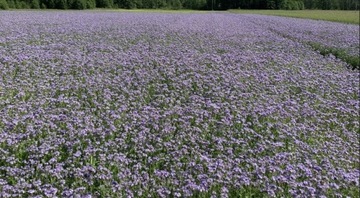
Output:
0 0 359 10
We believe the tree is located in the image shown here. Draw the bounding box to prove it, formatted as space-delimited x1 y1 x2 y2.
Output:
86 0 96 8
72 0 86 9
7 0 15 8
0 0 9 9
41 0 56 8
31 0 40 8
168 0 182 9
3 0 360 10
115 0 131 8
54 0 68 9
96 0 112 8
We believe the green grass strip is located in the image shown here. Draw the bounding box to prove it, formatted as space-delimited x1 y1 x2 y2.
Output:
308 42 359 70
228 10 360 24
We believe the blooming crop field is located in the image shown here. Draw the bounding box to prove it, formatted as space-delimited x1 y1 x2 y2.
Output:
0 11 359 197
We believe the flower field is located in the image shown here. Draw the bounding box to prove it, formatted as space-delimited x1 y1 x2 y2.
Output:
0 11 359 197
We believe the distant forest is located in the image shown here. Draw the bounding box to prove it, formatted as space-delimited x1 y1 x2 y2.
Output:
0 0 359 10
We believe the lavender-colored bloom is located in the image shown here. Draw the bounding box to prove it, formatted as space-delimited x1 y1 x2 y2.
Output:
0 11 358 197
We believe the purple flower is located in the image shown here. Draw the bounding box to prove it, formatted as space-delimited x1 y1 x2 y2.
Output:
0 10 358 198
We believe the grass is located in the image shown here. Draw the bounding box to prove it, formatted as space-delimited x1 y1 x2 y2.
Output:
308 42 360 70
228 9 360 24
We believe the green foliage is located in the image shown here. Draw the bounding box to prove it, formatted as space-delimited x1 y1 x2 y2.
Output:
7 0 14 8
72 0 86 9
3 0 359 10
16 0 30 8
57 0 68 9
86 0 96 8
309 42 360 70
169 0 181 9
182 0 206 9
279 0 304 10
0 0 9 9
117 0 136 9
31 0 40 8
96 0 112 8
45 0 56 8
